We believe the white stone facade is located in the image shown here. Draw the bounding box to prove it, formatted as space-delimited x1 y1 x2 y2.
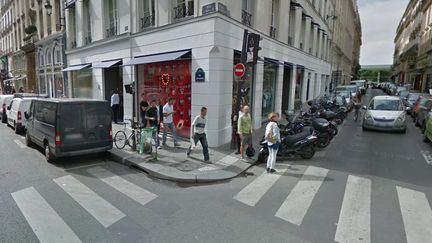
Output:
64 0 335 147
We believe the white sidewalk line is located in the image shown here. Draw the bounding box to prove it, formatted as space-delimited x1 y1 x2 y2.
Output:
275 166 328 225
14 139 26 149
87 166 157 206
420 150 432 165
397 186 432 243
11 187 82 243
54 175 125 228
335 175 371 243
233 166 288 207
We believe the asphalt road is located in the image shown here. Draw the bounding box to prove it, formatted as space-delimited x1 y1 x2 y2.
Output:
1 89 431 243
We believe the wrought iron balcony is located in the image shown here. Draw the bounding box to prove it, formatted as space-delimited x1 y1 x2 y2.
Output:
270 26 277 39
242 10 252 27
141 14 155 30
106 24 117 38
173 4 194 20
71 41 77 49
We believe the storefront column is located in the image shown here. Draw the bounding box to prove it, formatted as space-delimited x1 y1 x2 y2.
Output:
315 74 322 98
317 30 323 59
312 24 318 57
293 6 303 49
288 64 297 111
275 64 284 115
301 71 308 102
75 0 84 47
304 17 312 53
252 62 264 129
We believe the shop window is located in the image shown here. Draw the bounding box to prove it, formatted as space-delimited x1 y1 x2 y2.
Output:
72 68 92 98
140 60 191 137
262 63 277 119
295 69 303 100
39 52 44 67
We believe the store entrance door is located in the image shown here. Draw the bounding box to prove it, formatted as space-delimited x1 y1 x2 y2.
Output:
282 66 292 114
104 66 123 122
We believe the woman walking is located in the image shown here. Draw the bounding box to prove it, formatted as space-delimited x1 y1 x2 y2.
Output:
265 112 281 173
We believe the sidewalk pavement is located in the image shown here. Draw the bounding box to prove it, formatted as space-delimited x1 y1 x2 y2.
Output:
108 122 267 183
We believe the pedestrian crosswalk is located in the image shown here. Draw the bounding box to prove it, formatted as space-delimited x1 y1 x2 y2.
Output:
11 166 158 243
233 165 432 243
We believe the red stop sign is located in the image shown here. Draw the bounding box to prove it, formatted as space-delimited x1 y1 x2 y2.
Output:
234 63 246 77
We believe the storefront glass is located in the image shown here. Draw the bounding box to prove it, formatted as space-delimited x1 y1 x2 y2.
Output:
295 69 303 100
140 60 191 138
262 63 277 119
71 68 92 98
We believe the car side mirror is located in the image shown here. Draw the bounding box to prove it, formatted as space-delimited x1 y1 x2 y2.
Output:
362 106 367 110
24 112 29 120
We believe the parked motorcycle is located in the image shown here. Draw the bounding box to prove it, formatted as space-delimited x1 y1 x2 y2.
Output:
257 130 318 163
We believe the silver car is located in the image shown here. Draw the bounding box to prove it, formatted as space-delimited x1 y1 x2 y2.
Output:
362 96 407 133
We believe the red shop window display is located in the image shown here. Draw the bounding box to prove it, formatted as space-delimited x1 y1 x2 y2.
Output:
141 60 192 138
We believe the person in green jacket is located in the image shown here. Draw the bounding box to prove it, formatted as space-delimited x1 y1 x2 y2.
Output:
238 105 253 161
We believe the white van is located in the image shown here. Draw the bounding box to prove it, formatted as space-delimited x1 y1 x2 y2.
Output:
6 97 37 133
0 95 13 123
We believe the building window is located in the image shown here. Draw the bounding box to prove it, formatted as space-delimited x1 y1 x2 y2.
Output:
173 0 194 20
84 0 92 44
140 0 155 30
47 50 52 66
39 52 44 67
105 0 118 38
242 0 252 27
54 46 62 64
270 0 278 38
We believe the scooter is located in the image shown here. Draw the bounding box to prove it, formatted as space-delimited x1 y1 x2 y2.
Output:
257 131 318 163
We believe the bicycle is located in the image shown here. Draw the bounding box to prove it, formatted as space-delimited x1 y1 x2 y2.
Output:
114 119 145 150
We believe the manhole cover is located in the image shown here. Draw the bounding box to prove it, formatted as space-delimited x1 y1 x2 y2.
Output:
175 161 199 171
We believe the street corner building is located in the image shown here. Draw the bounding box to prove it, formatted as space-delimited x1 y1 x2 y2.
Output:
0 0 362 148
393 0 432 92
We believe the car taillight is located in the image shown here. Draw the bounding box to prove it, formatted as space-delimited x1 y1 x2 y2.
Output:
109 128 113 140
55 132 61 145
17 111 22 121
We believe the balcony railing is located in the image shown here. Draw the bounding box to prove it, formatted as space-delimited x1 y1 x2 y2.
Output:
84 36 92 45
141 14 155 30
270 26 277 38
242 10 252 27
173 4 194 20
105 24 117 38
71 41 77 49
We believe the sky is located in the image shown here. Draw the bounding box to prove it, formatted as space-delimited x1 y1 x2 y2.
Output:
358 0 409 65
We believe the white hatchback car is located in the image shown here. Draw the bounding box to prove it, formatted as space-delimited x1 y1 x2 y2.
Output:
6 97 36 133
362 96 407 133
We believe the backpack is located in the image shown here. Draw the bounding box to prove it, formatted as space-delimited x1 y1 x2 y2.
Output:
246 146 255 157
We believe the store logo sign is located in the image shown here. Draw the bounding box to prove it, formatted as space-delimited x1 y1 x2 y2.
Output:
195 68 205 82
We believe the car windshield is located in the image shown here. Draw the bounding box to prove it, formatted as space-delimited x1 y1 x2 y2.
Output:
338 91 350 98
408 93 421 102
398 90 409 97
369 99 403 111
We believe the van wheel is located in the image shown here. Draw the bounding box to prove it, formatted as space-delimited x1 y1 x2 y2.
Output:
25 132 33 147
44 143 55 163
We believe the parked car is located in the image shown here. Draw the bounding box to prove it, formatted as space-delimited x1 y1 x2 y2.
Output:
336 90 353 110
412 95 432 119
423 113 432 143
6 97 36 133
25 99 113 162
397 89 410 100
350 80 366 94
414 98 432 132
362 96 407 133
0 94 13 123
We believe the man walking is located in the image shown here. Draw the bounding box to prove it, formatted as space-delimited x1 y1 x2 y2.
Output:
187 107 209 161
145 100 161 149
162 97 179 147
111 90 120 124
238 105 253 161
140 93 149 127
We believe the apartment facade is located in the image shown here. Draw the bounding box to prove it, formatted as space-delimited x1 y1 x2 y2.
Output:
62 0 338 147
0 0 66 96
393 0 424 90
331 0 361 86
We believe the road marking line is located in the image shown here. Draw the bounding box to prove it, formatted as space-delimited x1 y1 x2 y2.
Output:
275 166 328 225
397 186 432 243
335 175 371 243
233 166 288 207
420 150 432 165
65 162 106 171
215 155 238 167
54 175 125 228
14 139 26 149
87 166 157 206
11 187 82 243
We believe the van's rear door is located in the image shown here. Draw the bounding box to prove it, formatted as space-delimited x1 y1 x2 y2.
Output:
84 102 112 146
59 103 87 151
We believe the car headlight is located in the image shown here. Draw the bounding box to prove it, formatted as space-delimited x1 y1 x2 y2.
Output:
364 112 373 121
396 113 406 123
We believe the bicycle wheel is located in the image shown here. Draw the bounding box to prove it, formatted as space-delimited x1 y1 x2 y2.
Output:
114 131 127 149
